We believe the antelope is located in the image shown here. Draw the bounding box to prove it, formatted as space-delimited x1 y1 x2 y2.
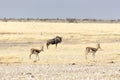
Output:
85 43 101 59
29 46 44 60
46 36 62 49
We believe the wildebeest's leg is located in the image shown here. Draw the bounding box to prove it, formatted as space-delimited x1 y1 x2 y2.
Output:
46 43 49 49
55 43 58 48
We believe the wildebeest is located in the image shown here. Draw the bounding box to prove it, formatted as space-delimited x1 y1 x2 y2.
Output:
46 36 62 49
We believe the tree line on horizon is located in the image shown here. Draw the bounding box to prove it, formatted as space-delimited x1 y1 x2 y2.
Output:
0 18 120 23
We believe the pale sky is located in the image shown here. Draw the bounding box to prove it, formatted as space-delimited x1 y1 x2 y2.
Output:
0 0 119 19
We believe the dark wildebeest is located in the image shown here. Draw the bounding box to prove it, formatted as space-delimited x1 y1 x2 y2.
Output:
46 36 62 49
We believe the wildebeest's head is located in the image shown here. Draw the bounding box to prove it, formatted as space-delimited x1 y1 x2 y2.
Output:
55 36 62 43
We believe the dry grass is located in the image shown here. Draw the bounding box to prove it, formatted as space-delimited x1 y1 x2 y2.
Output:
0 22 120 64
0 22 120 80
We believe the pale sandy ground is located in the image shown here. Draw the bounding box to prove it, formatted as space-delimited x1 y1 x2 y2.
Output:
0 22 120 80
0 63 119 80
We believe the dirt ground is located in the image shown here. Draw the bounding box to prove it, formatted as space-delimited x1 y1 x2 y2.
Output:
0 22 120 80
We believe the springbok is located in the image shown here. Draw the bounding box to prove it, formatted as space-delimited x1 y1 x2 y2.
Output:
29 46 44 60
85 43 101 59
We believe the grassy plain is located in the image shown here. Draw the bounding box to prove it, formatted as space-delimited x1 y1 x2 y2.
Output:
0 22 119 79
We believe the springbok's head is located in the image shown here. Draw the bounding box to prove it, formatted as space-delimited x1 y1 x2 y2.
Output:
97 43 101 49
96 40 102 50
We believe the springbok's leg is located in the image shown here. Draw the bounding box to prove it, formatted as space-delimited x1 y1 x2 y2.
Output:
85 52 88 59
29 53 32 59
92 52 95 58
36 54 39 60
85 49 88 59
